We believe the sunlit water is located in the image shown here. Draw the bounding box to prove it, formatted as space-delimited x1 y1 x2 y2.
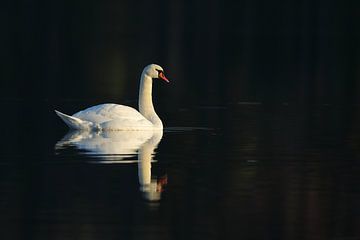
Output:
0 101 359 240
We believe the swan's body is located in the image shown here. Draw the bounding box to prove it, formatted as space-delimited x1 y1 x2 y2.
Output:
56 104 154 131
55 64 169 131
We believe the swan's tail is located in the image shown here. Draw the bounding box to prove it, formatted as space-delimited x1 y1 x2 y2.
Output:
55 110 94 130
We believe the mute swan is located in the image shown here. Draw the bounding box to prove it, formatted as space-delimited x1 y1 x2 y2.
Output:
55 64 169 131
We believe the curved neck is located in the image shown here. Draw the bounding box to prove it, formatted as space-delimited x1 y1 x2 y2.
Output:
138 73 163 128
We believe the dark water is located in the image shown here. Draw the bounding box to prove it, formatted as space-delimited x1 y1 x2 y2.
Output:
0 100 360 240
1 0 360 239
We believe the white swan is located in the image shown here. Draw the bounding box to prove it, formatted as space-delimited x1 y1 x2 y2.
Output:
55 64 169 131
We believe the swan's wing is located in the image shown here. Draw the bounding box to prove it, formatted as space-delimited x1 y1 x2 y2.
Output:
55 110 95 130
73 104 148 123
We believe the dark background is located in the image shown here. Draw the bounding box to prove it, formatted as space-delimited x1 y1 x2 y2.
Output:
1 1 360 240
1 0 359 106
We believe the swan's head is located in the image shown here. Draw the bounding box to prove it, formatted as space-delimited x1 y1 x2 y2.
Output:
143 64 169 82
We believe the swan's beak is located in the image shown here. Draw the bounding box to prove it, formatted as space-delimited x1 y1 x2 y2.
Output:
159 72 169 83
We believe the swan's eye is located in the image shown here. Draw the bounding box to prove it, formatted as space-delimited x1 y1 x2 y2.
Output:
155 69 163 76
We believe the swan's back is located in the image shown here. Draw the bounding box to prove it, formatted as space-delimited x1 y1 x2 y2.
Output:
73 104 142 122
73 104 153 130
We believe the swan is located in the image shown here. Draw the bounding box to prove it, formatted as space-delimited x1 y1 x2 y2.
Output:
55 64 169 131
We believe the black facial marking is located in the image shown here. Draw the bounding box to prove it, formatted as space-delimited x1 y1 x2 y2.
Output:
155 69 163 76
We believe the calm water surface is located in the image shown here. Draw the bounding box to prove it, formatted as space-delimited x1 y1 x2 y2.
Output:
0 100 359 240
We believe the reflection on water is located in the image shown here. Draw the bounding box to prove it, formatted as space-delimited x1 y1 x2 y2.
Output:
56 130 167 201
0 102 359 240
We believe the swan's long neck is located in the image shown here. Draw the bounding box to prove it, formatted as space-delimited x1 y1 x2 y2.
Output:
138 73 163 128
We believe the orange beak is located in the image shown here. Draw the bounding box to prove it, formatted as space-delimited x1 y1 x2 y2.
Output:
159 72 169 83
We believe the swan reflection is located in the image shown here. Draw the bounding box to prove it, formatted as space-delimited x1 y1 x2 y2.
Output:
56 130 166 201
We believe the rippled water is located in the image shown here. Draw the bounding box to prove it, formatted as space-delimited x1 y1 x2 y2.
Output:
0 101 359 240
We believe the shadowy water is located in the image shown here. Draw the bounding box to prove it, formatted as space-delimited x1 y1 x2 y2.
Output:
1 0 359 239
0 100 359 240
